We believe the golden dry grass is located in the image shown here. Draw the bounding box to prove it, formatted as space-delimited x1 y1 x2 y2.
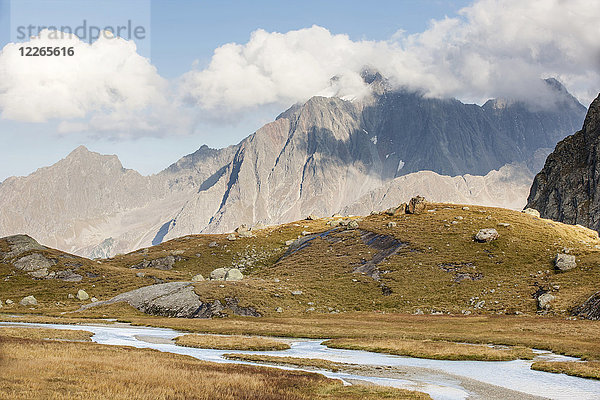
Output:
0 334 428 400
531 361 600 380
323 338 533 361
224 354 346 372
175 334 290 351
3 203 600 320
0 326 92 341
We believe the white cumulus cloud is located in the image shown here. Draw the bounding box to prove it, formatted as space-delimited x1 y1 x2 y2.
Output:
181 0 600 113
0 29 189 136
1 0 600 136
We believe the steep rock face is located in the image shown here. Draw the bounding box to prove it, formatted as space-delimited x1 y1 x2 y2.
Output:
164 83 583 238
360 78 584 176
527 94 600 231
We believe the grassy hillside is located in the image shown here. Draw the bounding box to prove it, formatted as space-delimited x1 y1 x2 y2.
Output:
2 201 600 319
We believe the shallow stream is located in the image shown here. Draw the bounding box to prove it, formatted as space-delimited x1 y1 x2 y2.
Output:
2 321 599 400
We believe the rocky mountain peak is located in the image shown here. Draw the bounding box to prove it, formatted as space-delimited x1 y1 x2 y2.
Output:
527 93 600 231
61 145 124 171
582 93 600 137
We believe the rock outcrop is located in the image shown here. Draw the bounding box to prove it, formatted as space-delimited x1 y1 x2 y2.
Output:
0 235 45 260
19 295 38 306
131 256 179 270
78 282 260 318
527 94 600 231
573 291 600 320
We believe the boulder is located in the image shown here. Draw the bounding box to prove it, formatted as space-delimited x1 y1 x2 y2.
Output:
210 268 227 281
306 214 318 220
238 230 254 238
387 221 397 228
347 220 359 229
191 274 204 282
234 225 254 238
301 230 312 236
208 241 218 248
276 307 283 313
5 299 14 304
522 208 541 218
235 224 250 233
537 293 555 310
555 253 577 272
327 220 342 227
406 196 426 214
227 234 237 241
20 295 37 306
291 290 303 295
225 269 243 281
136 272 146 278
77 289 90 301
474 228 499 243
285 239 295 246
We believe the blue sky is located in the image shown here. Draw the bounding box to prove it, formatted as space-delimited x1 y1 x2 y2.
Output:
0 0 598 181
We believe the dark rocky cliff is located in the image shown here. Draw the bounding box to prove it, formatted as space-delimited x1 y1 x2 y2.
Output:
527 93 600 230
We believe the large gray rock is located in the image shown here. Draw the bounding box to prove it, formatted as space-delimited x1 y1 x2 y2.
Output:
78 282 260 318
210 268 227 281
77 289 90 301
225 269 243 281
527 93 600 232
20 295 38 306
554 253 577 272
537 293 555 310
235 225 254 238
474 228 499 243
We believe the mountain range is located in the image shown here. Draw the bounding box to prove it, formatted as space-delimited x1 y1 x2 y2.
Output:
0 75 586 257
